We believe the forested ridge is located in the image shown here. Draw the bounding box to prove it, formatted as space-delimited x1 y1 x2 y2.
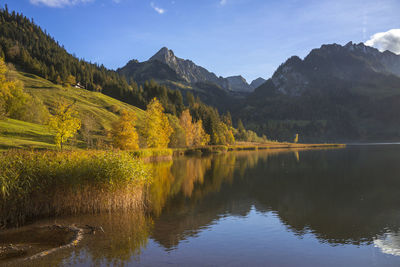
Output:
0 5 269 148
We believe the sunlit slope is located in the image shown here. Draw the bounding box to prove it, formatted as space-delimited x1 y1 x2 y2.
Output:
0 119 55 150
17 71 145 128
0 71 146 150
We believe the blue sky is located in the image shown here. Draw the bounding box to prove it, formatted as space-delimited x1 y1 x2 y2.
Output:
3 0 400 82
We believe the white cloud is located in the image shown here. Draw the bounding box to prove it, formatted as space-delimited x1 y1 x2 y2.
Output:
150 2 165 14
365 29 400 55
220 0 227 6
29 0 92 7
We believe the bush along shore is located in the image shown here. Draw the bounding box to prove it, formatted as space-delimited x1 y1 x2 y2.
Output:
0 143 345 228
0 150 151 228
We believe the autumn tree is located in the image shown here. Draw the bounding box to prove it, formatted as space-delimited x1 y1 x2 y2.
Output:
294 133 299 143
143 98 173 148
168 115 186 148
111 110 139 150
0 57 29 120
0 58 7 119
65 75 76 87
179 109 195 147
49 100 81 150
193 120 210 146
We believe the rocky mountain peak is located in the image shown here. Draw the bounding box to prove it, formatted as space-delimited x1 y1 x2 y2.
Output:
249 77 266 89
225 76 252 92
149 47 176 63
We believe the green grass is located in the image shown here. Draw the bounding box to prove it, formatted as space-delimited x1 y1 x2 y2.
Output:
0 119 55 150
0 71 148 150
17 71 145 131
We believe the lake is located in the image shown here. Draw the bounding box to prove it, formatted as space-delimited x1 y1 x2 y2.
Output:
11 145 400 266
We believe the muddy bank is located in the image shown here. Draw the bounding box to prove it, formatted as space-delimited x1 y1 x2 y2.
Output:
0 224 85 263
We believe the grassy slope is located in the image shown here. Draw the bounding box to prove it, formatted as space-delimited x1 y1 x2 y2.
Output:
0 119 55 150
0 71 146 150
18 72 145 129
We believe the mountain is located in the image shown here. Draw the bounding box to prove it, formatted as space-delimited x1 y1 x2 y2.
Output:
225 76 252 92
119 47 261 93
5 5 400 142
149 47 226 86
116 59 183 83
238 42 400 141
264 42 400 97
249 77 266 90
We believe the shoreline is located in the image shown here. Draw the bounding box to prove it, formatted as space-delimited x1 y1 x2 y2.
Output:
0 143 345 263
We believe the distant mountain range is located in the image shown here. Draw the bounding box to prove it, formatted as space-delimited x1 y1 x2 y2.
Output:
258 41 400 97
118 47 266 93
118 42 400 141
240 42 400 141
4 6 400 142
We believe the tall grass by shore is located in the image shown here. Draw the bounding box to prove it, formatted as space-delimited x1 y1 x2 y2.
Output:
0 150 150 227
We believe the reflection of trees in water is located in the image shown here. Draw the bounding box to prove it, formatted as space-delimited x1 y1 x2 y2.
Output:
251 148 400 245
150 148 400 249
149 151 266 249
23 212 152 267
38 212 153 266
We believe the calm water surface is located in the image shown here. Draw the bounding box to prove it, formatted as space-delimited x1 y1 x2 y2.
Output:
22 146 400 266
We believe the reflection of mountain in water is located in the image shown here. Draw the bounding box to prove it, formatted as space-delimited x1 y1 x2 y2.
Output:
374 232 400 256
149 148 400 249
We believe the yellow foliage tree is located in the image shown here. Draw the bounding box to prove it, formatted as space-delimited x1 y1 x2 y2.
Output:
0 58 28 119
111 110 139 150
66 75 76 87
294 133 299 143
193 120 210 146
224 124 235 145
179 109 195 147
144 98 173 148
49 101 81 150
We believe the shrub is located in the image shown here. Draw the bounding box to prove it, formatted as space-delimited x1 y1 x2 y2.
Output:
0 150 150 227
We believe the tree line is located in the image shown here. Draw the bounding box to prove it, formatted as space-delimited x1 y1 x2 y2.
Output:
0 5 270 148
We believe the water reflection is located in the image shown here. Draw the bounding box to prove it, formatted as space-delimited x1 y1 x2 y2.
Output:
374 232 400 256
19 147 400 265
149 147 400 249
23 212 153 267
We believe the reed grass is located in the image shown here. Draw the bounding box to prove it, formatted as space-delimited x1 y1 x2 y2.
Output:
0 150 150 227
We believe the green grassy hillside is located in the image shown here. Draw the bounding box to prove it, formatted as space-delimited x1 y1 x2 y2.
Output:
0 71 146 150
0 119 55 150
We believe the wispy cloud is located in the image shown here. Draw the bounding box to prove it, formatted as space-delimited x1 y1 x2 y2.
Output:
29 0 93 8
150 2 165 14
220 0 227 6
365 29 400 54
